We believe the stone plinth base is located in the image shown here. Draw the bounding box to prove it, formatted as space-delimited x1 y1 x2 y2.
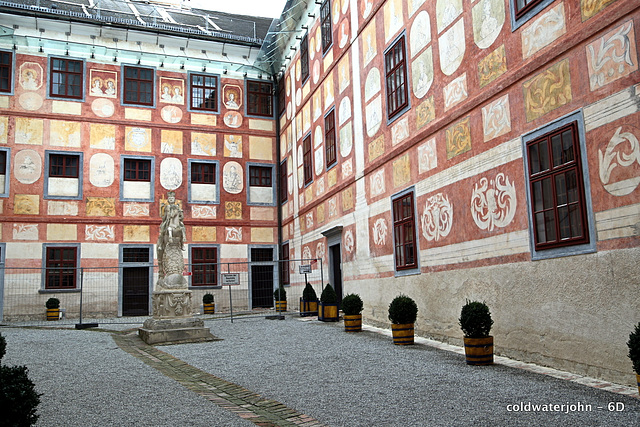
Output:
152 290 192 317
138 317 217 345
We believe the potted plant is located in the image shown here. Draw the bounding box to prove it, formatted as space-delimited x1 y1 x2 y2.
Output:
300 282 318 317
318 284 339 322
627 322 640 394
342 293 363 332
388 294 418 345
459 300 494 365
202 293 215 315
274 285 287 312
45 298 60 321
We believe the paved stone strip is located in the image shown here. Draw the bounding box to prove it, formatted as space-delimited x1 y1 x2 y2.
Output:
112 332 326 427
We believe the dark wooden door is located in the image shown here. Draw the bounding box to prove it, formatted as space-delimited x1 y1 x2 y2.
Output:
122 266 149 316
251 265 274 308
330 244 342 308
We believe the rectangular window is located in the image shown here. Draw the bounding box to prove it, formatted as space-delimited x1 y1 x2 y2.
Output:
527 122 589 250
251 248 273 262
320 0 333 53
385 36 409 121
249 166 272 187
303 135 313 185
278 79 286 117
514 0 543 19
247 80 273 117
281 242 290 286
392 191 417 271
192 247 217 287
300 33 310 83
50 57 83 99
0 150 6 175
191 162 216 184
325 109 337 168
124 66 154 106
0 51 12 93
46 247 77 289
124 158 151 182
49 154 79 178
279 159 288 204
190 73 218 112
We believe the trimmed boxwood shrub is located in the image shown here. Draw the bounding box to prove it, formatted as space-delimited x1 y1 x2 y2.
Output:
459 300 493 338
342 294 363 315
274 285 287 301
388 295 418 325
45 298 60 309
302 283 318 301
320 284 337 304
628 322 640 375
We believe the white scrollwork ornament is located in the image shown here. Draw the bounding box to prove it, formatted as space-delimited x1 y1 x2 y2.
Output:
599 126 640 196
344 229 355 253
373 218 388 245
470 173 517 231
421 193 453 241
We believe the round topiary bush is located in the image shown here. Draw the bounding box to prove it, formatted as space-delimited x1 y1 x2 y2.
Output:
628 322 640 375
45 298 60 309
459 300 494 338
342 294 363 315
274 285 287 301
320 284 337 304
302 283 318 301
202 293 214 304
388 294 418 325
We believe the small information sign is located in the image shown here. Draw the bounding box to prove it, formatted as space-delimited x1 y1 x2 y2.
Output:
299 264 312 274
221 273 240 285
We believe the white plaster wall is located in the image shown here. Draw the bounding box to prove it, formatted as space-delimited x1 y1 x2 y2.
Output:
123 181 151 200
191 183 216 202
49 177 79 197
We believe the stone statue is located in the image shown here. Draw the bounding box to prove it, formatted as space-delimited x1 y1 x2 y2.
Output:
157 191 187 290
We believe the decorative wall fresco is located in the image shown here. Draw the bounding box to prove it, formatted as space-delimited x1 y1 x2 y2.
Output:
436 0 462 33
223 161 243 194
315 148 324 176
446 117 472 159
89 70 117 98
581 0 619 21
586 21 638 91
384 0 403 43
225 227 242 242
391 117 410 146
192 226 217 242
366 95 383 137
223 85 242 110
50 120 81 147
482 94 511 142
522 3 566 60
339 123 353 157
223 111 242 128
412 47 434 99
125 127 152 152
342 186 354 211
191 132 217 156
224 135 242 158
365 67 381 102
14 149 41 184
370 169 386 197
161 106 183 124
418 138 437 174
598 125 640 196
523 59 572 122
369 135 385 161
420 193 453 242
160 157 183 190
123 203 149 217
343 228 355 254
372 217 388 245
19 92 43 111
161 130 183 154
338 96 352 126
472 0 504 49
0 116 7 144
192 205 217 219
123 225 149 242
15 118 43 145
91 99 115 118
86 197 116 217
444 73 468 110
392 154 411 188
478 45 507 88
338 54 351 94
89 153 115 188
19 62 43 91
90 124 116 149
439 19 466 76
416 96 436 130
48 201 78 216
410 11 431 58
13 224 38 240
362 19 377 67
470 173 517 231
225 201 242 220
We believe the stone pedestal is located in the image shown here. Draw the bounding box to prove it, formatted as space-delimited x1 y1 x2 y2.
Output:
138 290 216 345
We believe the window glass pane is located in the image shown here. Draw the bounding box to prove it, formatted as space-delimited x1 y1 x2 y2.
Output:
529 143 540 174
544 211 556 242
538 141 549 171
551 134 562 167
561 129 574 164
569 204 583 238
555 174 566 206
566 169 578 203
558 205 570 239
542 177 553 209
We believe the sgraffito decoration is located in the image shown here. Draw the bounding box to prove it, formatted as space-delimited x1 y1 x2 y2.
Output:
373 218 388 245
599 126 640 196
470 173 517 231
581 0 619 22
586 21 638 91
523 59 572 122
344 229 355 253
478 45 507 88
421 193 453 242
446 117 472 159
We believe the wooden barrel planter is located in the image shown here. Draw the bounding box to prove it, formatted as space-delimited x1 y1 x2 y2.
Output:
463 336 494 365
391 323 414 345
203 303 215 314
46 308 60 321
636 374 640 395
275 300 287 312
299 299 318 317
318 302 338 322
344 314 362 332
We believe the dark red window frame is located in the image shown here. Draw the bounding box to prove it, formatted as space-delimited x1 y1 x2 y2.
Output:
247 79 273 117
320 0 333 53
50 57 83 99
49 154 79 178
0 51 12 93
190 73 218 112
514 0 544 20
191 247 218 287
384 36 409 121
325 109 337 168
392 192 417 271
303 135 313 185
300 33 310 83
124 158 151 182
0 150 6 175
527 122 589 250
45 246 77 289
280 242 290 286
279 159 288 204
191 162 216 184
124 66 154 106
249 166 272 187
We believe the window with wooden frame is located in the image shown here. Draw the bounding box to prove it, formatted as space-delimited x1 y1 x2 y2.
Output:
303 134 313 185
249 165 272 187
0 150 6 176
191 162 216 184
49 153 79 178
325 109 337 168
190 73 218 112
0 50 12 93
280 242 290 286
45 246 77 289
191 247 218 287
247 79 273 117
123 65 154 106
300 33 310 83
513 0 544 20
50 57 83 99
320 0 333 53
526 122 589 250
384 36 409 121
124 158 151 182
277 78 286 117
279 159 288 204
392 191 417 271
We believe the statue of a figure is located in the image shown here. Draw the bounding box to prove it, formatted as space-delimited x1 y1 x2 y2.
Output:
157 191 187 289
